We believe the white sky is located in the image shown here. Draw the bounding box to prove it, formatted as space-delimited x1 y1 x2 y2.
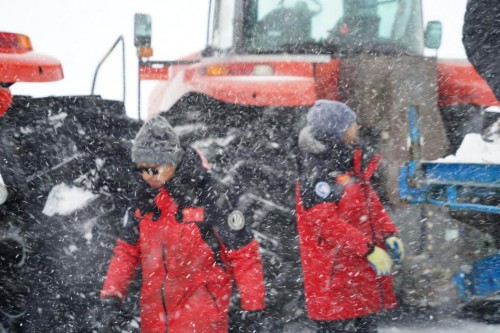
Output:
1 0 467 119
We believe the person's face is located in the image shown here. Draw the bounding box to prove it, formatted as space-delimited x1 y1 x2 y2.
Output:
341 122 360 145
137 164 176 189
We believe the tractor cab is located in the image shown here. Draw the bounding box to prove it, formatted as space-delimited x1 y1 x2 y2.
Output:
207 0 441 56
202 1 494 208
137 0 452 206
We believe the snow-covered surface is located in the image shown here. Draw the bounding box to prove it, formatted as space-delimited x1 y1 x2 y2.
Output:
42 183 98 216
380 319 500 333
288 316 500 333
437 122 500 164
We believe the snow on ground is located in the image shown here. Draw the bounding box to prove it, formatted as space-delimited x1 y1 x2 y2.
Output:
380 319 500 333
289 317 500 333
42 183 98 216
437 120 500 164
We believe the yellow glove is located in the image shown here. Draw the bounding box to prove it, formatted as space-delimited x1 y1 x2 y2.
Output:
366 246 393 276
385 236 405 263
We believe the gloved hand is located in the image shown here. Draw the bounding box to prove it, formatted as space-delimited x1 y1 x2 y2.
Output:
385 236 405 263
240 311 265 333
99 296 123 333
134 181 161 221
366 246 393 276
119 209 141 245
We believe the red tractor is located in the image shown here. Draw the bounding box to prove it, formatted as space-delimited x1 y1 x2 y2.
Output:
0 30 63 331
136 0 496 204
134 0 498 327
0 31 141 332
0 31 63 205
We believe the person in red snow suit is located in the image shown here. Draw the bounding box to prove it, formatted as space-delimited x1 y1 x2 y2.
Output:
100 115 266 333
295 100 405 333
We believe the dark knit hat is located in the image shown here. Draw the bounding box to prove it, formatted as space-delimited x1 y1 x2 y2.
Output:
131 115 185 166
307 100 357 139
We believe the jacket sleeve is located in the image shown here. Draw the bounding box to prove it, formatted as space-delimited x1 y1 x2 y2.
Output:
200 178 266 311
227 240 266 311
100 239 141 300
309 202 373 257
365 183 399 237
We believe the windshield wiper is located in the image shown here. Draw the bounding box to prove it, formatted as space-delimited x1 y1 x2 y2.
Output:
243 40 413 57
245 41 338 55
334 41 413 56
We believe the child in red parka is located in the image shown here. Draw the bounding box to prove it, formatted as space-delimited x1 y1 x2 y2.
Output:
296 100 405 333
100 115 265 333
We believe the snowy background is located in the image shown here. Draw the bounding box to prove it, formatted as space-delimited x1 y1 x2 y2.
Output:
2 1 500 332
0 0 467 119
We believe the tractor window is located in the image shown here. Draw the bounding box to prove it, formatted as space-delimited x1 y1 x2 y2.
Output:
211 0 236 51
243 0 424 55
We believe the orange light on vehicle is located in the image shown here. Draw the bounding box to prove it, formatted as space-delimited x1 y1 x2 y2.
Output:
336 174 351 185
137 46 153 58
205 64 230 76
17 34 32 50
0 32 33 52
203 63 274 76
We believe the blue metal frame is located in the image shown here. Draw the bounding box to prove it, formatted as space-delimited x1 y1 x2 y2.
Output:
399 105 500 214
399 162 500 214
400 105 500 302
454 252 500 302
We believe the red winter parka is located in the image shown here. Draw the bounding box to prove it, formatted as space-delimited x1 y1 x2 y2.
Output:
296 136 398 321
101 149 265 333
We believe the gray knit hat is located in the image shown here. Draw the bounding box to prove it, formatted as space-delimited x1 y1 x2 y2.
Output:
307 100 357 139
131 115 185 166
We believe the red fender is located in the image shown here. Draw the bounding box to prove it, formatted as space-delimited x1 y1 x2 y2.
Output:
0 87 12 117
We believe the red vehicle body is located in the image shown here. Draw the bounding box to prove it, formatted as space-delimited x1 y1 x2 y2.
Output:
0 32 63 116
138 0 497 205
147 55 497 117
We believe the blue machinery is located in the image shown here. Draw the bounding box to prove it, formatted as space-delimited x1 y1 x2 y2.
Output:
399 106 500 303
399 106 500 214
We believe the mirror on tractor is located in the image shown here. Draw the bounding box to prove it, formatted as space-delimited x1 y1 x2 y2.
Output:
134 13 153 58
134 13 152 47
424 21 442 49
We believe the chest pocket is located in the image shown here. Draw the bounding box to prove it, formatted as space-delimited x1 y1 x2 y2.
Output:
177 207 205 223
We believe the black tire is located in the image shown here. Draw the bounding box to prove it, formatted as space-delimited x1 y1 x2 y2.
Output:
0 96 142 332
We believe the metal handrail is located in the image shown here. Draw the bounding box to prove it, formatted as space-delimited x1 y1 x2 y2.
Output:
91 35 126 103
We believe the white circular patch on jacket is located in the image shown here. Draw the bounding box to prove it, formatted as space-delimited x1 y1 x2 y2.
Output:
315 181 331 198
228 210 245 230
